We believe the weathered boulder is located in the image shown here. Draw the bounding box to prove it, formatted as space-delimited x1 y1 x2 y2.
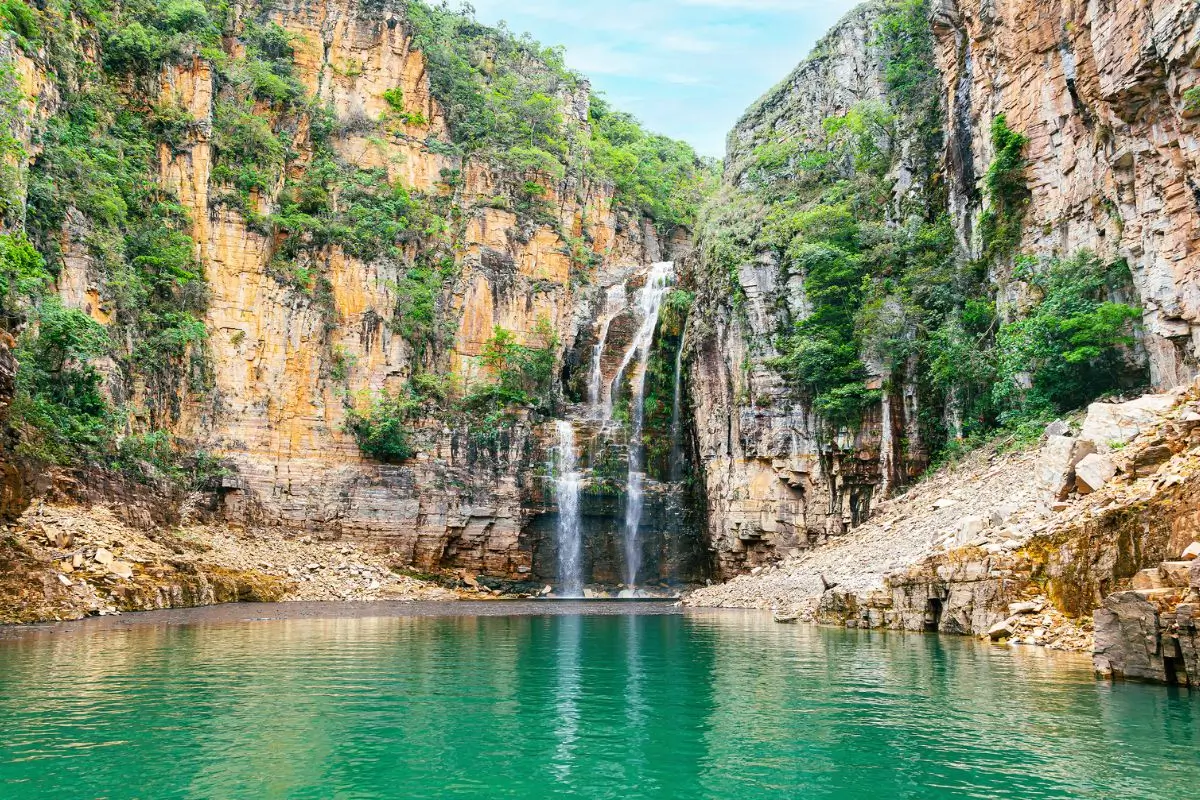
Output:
1182 542 1200 561
1044 420 1072 437
1093 591 1163 681
1074 454 1117 494
1036 436 1096 499
1159 562 1194 588
988 615 1020 640
955 515 990 546
1131 568 1166 590
1081 395 1176 453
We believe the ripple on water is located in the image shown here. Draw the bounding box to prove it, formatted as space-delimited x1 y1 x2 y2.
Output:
0 609 1197 799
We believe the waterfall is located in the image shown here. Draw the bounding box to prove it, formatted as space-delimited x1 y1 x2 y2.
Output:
589 282 627 414
616 262 674 587
554 421 584 597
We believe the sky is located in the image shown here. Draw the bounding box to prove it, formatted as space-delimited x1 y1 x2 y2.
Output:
461 0 866 158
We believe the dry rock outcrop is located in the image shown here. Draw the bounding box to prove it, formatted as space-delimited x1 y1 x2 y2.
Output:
689 383 1200 664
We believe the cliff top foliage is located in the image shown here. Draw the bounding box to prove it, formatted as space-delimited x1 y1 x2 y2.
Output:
696 0 1146 464
401 0 717 231
0 0 718 473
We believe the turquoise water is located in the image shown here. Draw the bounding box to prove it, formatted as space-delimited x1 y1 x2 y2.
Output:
1 606 1198 799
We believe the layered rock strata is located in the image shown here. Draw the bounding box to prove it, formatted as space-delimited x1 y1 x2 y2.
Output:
688 0 1199 576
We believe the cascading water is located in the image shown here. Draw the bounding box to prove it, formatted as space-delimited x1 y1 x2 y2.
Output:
615 262 674 588
553 420 584 597
589 282 628 415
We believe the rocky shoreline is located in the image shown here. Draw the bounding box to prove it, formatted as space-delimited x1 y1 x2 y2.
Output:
688 388 1200 680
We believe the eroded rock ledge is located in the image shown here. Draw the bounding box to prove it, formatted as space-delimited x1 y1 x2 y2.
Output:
688 384 1200 679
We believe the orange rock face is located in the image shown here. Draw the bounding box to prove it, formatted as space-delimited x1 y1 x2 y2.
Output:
2 1 666 576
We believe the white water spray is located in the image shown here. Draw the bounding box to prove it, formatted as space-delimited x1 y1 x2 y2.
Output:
553 420 584 597
589 282 628 415
616 262 674 587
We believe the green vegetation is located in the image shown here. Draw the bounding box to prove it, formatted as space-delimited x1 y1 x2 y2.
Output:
0 0 222 483
341 322 557 464
0 233 49 321
993 253 1141 421
876 0 936 108
10 298 112 465
345 388 420 463
0 59 28 222
464 322 557 412
589 97 717 231
696 0 1145 470
1184 86 1200 113
0 0 40 51
401 1 715 230
101 0 220 74
979 114 1031 261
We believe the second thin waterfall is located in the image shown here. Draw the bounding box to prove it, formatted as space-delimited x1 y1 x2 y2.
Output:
554 421 584 597
618 262 674 589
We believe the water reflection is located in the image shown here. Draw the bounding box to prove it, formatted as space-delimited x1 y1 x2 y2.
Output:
0 610 1196 799
551 615 581 782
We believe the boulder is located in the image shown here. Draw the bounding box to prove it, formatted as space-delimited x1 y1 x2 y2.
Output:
1008 601 1040 615
93 548 113 566
1074 454 1116 494
1036 436 1097 499
988 616 1020 640
1180 541 1200 560
955 516 990 546
1191 559 1200 590
1080 394 1175 452
1158 562 1193 588
1131 568 1165 590
1044 419 1072 437
108 560 134 579
1131 445 1174 475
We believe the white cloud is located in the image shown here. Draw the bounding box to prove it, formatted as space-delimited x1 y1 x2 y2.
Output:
456 0 863 156
675 0 821 9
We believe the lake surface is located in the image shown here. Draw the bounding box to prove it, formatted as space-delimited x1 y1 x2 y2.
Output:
1 602 1197 799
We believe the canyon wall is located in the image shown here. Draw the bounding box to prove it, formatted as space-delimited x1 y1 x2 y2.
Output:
689 3 909 576
932 0 1200 386
0 0 703 583
688 0 1199 576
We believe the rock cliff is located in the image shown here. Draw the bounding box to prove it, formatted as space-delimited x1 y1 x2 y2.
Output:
0 0 709 591
687 0 1199 576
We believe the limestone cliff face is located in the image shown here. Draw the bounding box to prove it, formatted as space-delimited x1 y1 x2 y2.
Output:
689 0 1200 577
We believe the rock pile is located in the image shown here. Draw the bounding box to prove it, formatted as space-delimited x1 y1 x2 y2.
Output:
0 503 454 624
688 387 1200 659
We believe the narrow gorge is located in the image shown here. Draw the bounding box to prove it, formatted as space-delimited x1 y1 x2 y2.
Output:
1 0 1199 687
